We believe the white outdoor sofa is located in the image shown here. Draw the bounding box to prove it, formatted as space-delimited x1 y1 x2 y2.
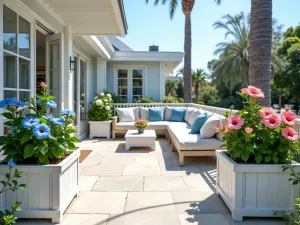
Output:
112 103 231 166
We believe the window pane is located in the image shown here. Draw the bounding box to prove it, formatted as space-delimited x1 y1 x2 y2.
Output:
133 88 142 95
133 69 143 78
118 87 127 96
19 58 30 89
3 6 17 53
4 52 17 88
118 70 127 78
133 79 142 87
19 16 30 58
118 79 127 86
19 91 30 102
4 90 17 99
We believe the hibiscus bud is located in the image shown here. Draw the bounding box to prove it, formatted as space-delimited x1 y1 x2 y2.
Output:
245 127 253 134
230 105 235 110
40 82 46 87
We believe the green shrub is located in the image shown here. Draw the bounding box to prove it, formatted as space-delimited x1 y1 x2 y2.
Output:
161 96 184 103
88 92 114 121
274 198 300 225
134 97 155 103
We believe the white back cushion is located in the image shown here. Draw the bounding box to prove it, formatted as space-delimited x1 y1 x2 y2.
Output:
188 109 203 126
140 107 149 120
200 113 224 138
115 108 135 122
184 107 195 123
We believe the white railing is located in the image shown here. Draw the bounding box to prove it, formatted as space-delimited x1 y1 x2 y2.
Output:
295 119 300 134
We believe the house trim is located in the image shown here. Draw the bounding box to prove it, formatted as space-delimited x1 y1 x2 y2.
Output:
111 51 184 62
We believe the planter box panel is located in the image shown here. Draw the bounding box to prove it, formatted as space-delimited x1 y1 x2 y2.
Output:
89 121 112 139
0 150 80 223
216 150 300 221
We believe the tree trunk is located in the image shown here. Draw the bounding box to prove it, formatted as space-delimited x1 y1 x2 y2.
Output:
183 13 192 103
249 0 273 106
195 82 199 103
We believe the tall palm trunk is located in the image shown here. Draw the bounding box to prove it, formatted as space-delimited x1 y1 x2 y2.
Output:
194 82 199 103
183 13 192 103
249 0 273 106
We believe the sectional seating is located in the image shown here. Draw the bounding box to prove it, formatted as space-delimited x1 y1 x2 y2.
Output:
112 105 225 166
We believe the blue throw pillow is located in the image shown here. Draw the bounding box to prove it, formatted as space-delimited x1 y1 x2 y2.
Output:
170 108 186 122
149 108 164 121
191 113 207 134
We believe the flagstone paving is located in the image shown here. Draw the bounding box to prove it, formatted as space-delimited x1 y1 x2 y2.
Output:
17 138 284 225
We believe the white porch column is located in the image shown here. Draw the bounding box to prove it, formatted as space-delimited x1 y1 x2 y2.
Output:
97 57 107 93
159 62 166 100
63 26 74 110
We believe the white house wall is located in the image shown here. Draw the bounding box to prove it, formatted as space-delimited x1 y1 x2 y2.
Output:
106 61 161 101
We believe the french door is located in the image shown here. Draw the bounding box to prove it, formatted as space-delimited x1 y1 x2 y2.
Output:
114 67 145 102
73 53 87 137
46 33 63 117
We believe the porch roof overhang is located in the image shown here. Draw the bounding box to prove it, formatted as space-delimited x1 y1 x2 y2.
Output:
38 0 127 35
111 51 184 75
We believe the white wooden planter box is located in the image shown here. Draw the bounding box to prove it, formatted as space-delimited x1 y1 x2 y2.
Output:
0 149 80 223
216 150 300 222
89 121 111 139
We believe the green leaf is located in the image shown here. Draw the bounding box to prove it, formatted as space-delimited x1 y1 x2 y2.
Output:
255 153 262 164
38 145 47 155
246 144 254 153
51 147 61 158
241 152 249 162
265 155 272 163
1 112 13 119
293 180 299 185
39 117 47 125
21 132 32 145
24 144 36 159
273 156 279 164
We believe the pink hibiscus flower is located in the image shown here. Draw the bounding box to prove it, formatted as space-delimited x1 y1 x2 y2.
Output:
225 126 231 133
282 127 299 141
261 114 281 129
245 127 253 134
245 86 265 98
241 88 247 93
281 110 297 126
226 115 244 130
216 122 223 133
259 107 276 118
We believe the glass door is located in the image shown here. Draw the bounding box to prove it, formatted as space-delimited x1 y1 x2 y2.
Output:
46 33 63 116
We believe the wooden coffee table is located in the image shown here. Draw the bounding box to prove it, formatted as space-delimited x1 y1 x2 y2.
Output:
125 130 157 151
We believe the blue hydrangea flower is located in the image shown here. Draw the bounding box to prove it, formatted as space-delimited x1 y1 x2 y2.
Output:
36 98 42 104
0 98 24 108
61 109 76 117
50 118 65 126
33 124 50 140
46 100 57 109
22 117 40 129
8 158 16 167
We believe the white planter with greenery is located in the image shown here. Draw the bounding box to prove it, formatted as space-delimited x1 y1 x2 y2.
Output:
88 92 114 139
89 121 112 139
215 86 300 221
216 150 300 221
0 83 79 223
0 150 80 223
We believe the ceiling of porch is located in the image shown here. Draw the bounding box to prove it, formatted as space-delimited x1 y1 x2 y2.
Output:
38 0 127 35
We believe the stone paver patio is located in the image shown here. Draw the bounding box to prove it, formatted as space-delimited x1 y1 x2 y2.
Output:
17 138 284 225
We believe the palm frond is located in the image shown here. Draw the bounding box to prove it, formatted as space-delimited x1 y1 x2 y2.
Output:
169 0 178 19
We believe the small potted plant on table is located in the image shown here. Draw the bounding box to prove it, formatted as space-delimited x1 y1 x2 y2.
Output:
88 92 114 139
134 119 149 134
0 82 79 223
216 86 300 222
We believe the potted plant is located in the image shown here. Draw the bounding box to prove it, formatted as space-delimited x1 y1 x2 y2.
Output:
215 86 300 221
88 92 114 139
0 82 79 223
134 119 149 133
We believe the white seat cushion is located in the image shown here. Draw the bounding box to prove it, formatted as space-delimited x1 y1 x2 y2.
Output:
168 122 222 150
116 121 170 130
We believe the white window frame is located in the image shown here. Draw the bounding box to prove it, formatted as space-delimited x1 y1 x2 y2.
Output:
113 65 147 103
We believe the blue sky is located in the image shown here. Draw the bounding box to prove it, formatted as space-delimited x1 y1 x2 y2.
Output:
120 0 300 74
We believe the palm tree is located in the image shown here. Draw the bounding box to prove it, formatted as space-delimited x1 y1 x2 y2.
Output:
145 0 222 103
192 69 208 103
249 0 273 106
165 80 177 96
210 12 285 95
176 66 184 77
